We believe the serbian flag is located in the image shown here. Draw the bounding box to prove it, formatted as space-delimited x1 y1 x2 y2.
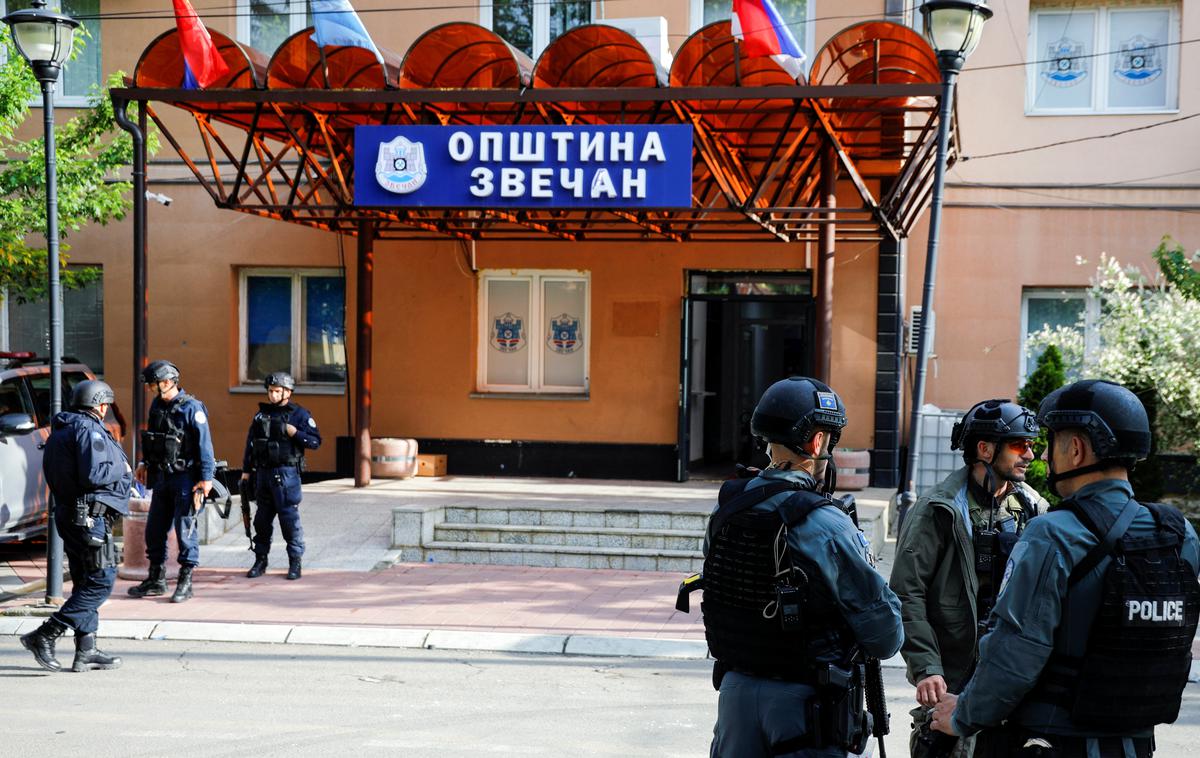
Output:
310 0 385 66
173 0 229 89
731 0 807 79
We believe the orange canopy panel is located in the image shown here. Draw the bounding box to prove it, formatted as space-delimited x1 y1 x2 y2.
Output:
134 27 267 89
266 27 403 89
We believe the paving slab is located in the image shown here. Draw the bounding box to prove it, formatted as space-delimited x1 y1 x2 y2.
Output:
564 635 707 659
287 625 429 648
151 621 292 644
96 619 160 639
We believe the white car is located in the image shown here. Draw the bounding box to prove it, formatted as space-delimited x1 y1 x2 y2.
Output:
0 356 120 543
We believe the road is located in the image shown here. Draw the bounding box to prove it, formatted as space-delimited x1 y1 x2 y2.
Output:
3 640 1198 757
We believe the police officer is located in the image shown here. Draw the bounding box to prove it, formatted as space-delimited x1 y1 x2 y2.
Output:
890 400 1047 758
242 371 321 581
930 380 1200 757
127 360 215 603
21 380 131 672
696 377 903 757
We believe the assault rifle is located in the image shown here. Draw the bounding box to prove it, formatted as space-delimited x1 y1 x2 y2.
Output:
864 654 889 758
235 472 255 546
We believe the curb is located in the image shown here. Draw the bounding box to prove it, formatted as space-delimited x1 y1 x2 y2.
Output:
0 617 912 664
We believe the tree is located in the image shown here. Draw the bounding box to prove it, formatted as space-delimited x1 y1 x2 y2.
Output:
0 31 150 303
1152 236 1200 301
1018 345 1067 504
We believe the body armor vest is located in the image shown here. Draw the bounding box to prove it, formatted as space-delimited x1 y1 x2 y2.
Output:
974 488 1037 635
142 396 188 472
1025 500 1200 732
250 404 302 468
702 481 855 681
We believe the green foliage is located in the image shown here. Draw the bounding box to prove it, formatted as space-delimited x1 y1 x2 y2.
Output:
1153 236 1200 301
1018 345 1068 505
1 31 156 303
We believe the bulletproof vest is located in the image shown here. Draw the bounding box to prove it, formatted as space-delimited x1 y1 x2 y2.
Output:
702 479 855 681
1025 499 1200 732
250 404 302 468
974 488 1036 629
141 396 189 471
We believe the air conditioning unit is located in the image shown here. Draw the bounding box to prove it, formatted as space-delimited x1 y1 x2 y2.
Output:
907 306 935 355
604 16 673 72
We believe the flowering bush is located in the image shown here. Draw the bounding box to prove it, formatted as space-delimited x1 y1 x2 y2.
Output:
1026 246 1200 453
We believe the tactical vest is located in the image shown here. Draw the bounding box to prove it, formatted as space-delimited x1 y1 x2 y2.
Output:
1025 499 1200 732
142 396 189 472
702 479 856 681
974 488 1037 632
250 405 302 468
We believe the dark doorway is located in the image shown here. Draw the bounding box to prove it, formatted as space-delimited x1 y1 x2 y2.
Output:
680 272 814 480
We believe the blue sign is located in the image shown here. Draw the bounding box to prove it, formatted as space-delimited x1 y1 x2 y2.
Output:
354 125 693 209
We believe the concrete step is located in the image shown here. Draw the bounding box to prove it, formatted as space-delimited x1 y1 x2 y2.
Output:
443 506 708 532
422 540 704 572
433 523 705 551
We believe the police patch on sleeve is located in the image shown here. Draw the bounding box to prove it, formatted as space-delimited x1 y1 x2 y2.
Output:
194 411 207 424
998 542 1027 597
308 417 317 428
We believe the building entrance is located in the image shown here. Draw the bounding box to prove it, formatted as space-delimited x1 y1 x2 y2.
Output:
679 272 814 481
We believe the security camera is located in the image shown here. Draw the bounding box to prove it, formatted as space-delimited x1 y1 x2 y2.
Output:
145 191 173 207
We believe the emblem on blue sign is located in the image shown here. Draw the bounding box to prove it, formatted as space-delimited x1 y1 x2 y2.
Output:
491 313 525 353
1041 38 1088 86
375 135 427 194
547 314 581 355
816 392 838 411
1113 34 1162 85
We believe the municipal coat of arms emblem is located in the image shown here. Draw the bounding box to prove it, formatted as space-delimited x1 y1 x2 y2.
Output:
1041 37 1088 87
375 136 427 194
1113 34 1163 85
547 313 582 354
491 313 525 353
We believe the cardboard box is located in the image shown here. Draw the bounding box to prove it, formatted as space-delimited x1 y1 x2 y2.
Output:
417 454 447 477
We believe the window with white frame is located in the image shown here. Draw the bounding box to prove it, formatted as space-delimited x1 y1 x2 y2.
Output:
690 0 814 65
240 269 346 386
480 0 594 58
478 271 589 393
1028 4 1179 114
3 0 102 105
2 274 104 375
1020 288 1099 384
237 0 308 54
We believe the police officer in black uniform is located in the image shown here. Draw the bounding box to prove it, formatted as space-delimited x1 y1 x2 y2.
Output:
242 371 321 581
690 377 903 757
21 380 131 672
127 360 215 603
931 380 1200 757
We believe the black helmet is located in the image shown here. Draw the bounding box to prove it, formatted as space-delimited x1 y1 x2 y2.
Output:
264 371 295 391
951 399 1039 462
751 377 848 450
141 360 179 384
1037 380 1151 465
72 379 115 410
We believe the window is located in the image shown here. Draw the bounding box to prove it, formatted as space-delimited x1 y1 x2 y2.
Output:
477 270 589 393
690 0 814 67
1020 288 1099 384
4 0 102 105
1028 5 1179 114
237 0 308 54
480 0 593 58
3 275 104 375
239 269 346 386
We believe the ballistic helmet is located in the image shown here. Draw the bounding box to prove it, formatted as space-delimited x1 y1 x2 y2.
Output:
1037 380 1151 466
72 379 115 410
951 399 1039 463
141 360 179 385
751 377 847 451
264 371 295 391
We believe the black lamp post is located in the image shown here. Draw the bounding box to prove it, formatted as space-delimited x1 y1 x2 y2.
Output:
899 0 992 524
3 0 80 603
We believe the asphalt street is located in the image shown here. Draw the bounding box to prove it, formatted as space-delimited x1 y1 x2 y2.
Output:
3 640 1199 757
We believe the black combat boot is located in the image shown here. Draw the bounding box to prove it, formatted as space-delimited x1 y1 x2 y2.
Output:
246 555 268 578
170 565 194 603
286 557 302 581
20 617 68 672
71 633 122 672
127 562 167 598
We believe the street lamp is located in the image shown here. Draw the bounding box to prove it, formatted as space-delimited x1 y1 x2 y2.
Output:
899 0 991 526
3 0 80 603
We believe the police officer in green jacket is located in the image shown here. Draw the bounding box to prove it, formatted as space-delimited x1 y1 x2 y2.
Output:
890 400 1047 757
931 380 1200 757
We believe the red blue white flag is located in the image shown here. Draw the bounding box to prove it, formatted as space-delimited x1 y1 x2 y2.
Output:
731 0 807 79
172 0 229 89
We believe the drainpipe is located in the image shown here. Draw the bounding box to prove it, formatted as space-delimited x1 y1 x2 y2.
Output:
111 96 147 462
